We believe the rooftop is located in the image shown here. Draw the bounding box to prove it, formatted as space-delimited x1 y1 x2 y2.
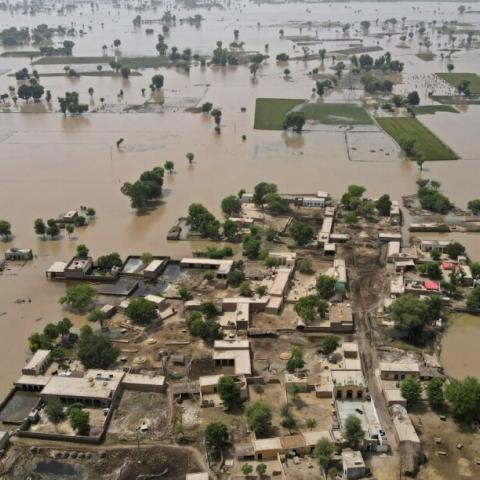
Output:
23 350 50 372
329 303 353 325
332 369 366 388
342 449 365 470
380 362 420 373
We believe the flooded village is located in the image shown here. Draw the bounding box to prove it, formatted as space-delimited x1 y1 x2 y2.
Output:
1 0 480 479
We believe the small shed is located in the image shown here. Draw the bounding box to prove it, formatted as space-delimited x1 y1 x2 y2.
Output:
342 449 365 479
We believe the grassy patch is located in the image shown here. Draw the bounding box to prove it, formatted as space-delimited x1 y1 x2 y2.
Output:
254 99 373 130
437 72 480 94
1 50 42 57
254 98 304 130
430 95 480 105
376 117 458 160
411 105 458 115
33 56 170 68
415 52 436 61
299 102 373 125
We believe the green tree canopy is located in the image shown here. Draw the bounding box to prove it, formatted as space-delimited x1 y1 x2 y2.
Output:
400 378 422 406
245 401 272 436
205 422 228 450
445 377 480 424
125 297 157 325
60 284 97 311
316 275 336 300
345 415 364 449
217 376 242 409
289 221 314 246
76 327 119 369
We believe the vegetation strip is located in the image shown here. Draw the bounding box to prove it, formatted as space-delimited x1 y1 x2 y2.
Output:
376 117 458 161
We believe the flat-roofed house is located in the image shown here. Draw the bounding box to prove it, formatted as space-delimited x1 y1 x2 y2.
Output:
40 369 124 407
329 303 354 332
179 258 233 279
143 258 167 279
46 261 67 279
22 350 51 376
342 449 366 479
4 248 33 261
269 267 293 297
121 373 165 393
379 362 420 381
64 256 93 279
332 370 367 401
213 340 252 376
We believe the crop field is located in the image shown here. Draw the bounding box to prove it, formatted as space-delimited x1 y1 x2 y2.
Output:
376 117 458 160
437 72 480 94
254 99 373 130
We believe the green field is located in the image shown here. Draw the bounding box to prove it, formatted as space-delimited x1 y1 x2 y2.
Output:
299 103 373 125
415 52 436 62
254 99 373 130
254 98 305 130
410 105 458 115
376 117 458 160
437 72 480 94
431 95 480 105
33 56 170 69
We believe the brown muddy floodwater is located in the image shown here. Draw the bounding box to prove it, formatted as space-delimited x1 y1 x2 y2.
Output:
1 1 480 395
441 313 480 380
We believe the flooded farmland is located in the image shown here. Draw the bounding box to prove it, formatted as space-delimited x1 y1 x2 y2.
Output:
1 0 480 398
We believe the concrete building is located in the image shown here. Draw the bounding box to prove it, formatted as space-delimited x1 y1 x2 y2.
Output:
121 373 165 393
4 248 33 261
186 473 209 480
379 362 420 381
144 294 167 310
64 256 93 279
269 267 293 297
22 350 51 376
46 261 67 279
268 251 296 268
302 196 325 207
342 342 359 359
40 369 124 407
378 232 402 243
179 258 233 279
333 259 347 291
342 449 366 479
332 370 367 400
329 303 354 332
213 340 252 376
143 258 168 279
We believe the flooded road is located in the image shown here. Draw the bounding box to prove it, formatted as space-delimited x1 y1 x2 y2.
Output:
1 1 480 395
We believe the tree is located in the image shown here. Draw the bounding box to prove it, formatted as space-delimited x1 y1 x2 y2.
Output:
186 152 194 164
69 407 90 435
87 308 106 328
60 284 97 311
418 262 442 280
34 218 46 237
466 287 480 313
28 332 52 352
243 235 261 259
0 220 11 238
141 252 153 266
97 252 122 272
286 347 305 373
245 401 272 436
390 294 429 340
427 378 444 409
344 211 358 226
221 195 242 217
306 417 317 431
345 415 364 448
314 438 335 470
400 378 422 406
65 224 74 238
164 160 174 174
376 194 392 216
217 376 242 410
186 203 219 239
205 422 228 450
227 268 245 287
121 167 164 209
43 323 59 340
321 335 339 355
57 317 73 338
281 407 297 433
113 39 121 48
444 241 465 260
252 182 277 206
76 244 89 258
289 221 314 246
447 63 454 73
125 297 157 325
283 111 306 132
297 258 312 274
294 295 320 323
446 377 480 423
359 200 376 220
46 399 65 423
241 464 253 476
256 463 267 477
316 275 336 300
406 91 420 106
76 326 119 368
151 74 164 90
467 198 480 215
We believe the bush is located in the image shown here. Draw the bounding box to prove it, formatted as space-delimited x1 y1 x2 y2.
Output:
400 378 422 406
321 335 339 355
245 401 272 436
45 399 65 423
125 297 157 325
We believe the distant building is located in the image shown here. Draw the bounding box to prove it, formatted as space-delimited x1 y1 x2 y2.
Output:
179 258 233 279
4 248 33 261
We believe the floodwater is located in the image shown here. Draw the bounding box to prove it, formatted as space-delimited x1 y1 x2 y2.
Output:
1 1 480 395
441 313 480 380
